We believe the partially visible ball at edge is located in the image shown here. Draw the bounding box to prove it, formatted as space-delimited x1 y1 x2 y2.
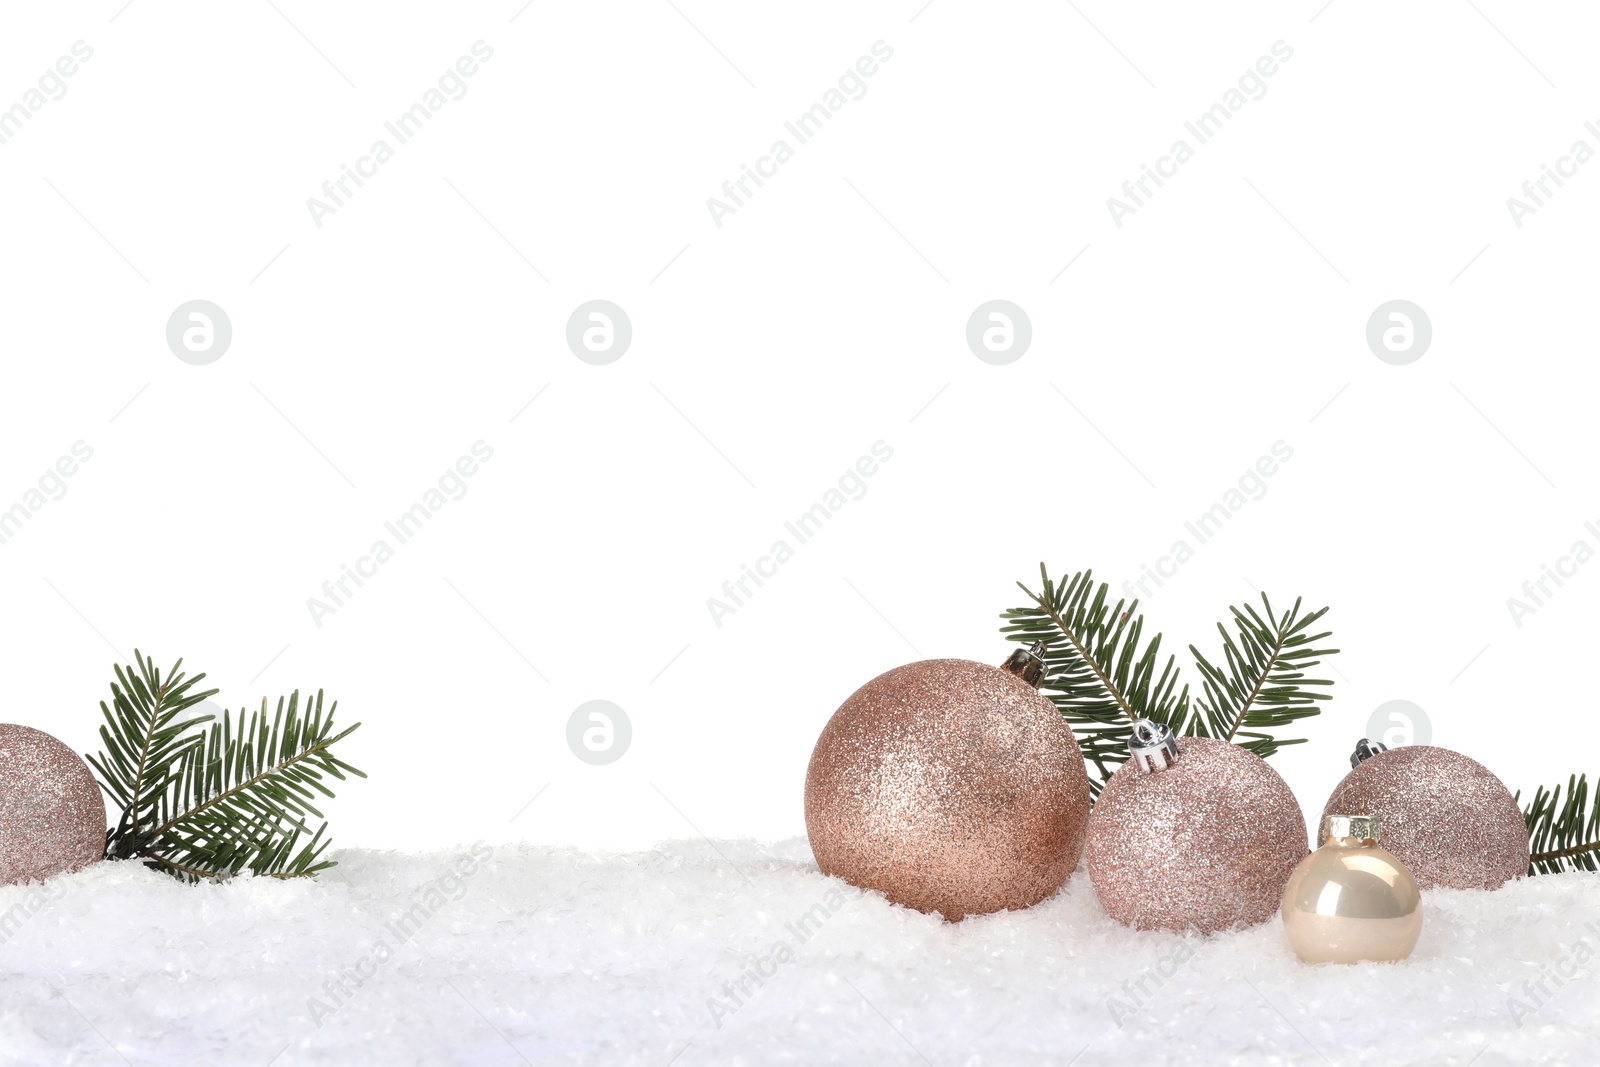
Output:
0 724 105 886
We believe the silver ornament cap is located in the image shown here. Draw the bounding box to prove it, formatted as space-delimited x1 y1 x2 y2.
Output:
1323 813 1380 844
1127 718 1179 773
1349 737 1388 768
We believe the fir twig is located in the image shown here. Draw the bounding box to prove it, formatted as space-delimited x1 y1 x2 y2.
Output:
1187 595 1338 761
89 651 365 882
1001 566 1189 794
85 651 217 860
1520 774 1600 875
1001 565 1338 796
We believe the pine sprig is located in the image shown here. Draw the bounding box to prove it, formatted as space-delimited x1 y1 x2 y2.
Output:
1520 774 1600 875
86 652 218 859
151 691 364 880
1187 596 1338 761
1001 566 1190 792
90 651 365 882
1001 565 1338 796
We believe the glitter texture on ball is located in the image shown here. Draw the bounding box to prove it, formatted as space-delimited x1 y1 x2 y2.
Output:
1086 736 1308 934
0 724 106 886
804 658 1091 921
1321 744 1529 891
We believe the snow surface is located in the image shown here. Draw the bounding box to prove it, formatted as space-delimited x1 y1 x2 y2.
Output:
0 837 1596 1066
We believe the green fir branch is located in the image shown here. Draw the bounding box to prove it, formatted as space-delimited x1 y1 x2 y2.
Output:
90 652 365 882
1520 774 1600 875
1187 596 1338 761
1001 565 1338 796
1001 566 1190 794
85 651 217 859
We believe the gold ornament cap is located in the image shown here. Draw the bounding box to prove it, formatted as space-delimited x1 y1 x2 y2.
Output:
1127 718 1179 774
1323 813 1380 844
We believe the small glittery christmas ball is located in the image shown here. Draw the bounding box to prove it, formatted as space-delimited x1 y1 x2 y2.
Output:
1321 745 1529 891
0 725 106 886
1086 735 1308 934
804 657 1091 921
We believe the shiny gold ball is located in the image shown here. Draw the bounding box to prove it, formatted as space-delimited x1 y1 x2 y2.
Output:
804 658 1091 921
1321 745 1529 891
1281 830 1422 963
0 724 106 886
1086 737 1308 934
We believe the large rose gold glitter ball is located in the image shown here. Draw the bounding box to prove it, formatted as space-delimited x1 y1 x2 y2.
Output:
804 658 1091 921
1086 737 1308 934
0 724 106 885
1321 745 1529 891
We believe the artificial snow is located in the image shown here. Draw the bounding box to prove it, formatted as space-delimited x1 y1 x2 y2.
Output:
0 837 1595 1065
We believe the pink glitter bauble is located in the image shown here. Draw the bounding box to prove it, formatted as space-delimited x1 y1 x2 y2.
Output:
0 724 106 885
804 658 1091 921
1086 736 1308 934
1321 745 1529 891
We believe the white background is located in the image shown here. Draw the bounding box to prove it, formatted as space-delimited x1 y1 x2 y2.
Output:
2 0 1594 855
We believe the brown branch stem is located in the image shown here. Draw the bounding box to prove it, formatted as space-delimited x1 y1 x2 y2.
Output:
1533 840 1600 864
